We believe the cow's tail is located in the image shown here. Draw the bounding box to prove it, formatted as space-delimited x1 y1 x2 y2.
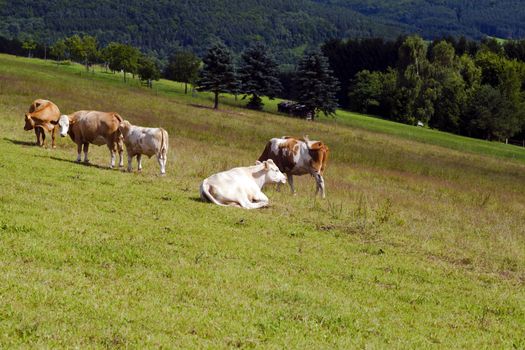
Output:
200 179 227 206
159 128 169 159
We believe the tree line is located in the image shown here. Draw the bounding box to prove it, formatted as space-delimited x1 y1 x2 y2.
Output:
0 34 339 117
2 32 525 141
322 36 525 141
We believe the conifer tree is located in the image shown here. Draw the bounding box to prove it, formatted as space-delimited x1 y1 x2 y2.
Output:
296 50 339 118
239 43 282 110
196 44 238 109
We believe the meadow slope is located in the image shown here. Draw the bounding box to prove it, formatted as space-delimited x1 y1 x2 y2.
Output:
0 54 524 348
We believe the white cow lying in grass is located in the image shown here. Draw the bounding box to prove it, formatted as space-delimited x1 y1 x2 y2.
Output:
118 120 169 175
200 159 287 209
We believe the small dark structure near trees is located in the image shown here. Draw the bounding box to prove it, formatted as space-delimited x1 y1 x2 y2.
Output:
277 101 313 120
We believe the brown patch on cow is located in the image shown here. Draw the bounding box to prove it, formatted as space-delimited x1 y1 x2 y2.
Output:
308 142 329 174
259 139 297 173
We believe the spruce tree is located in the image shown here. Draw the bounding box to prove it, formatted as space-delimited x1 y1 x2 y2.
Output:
197 44 238 109
239 43 282 110
296 50 339 118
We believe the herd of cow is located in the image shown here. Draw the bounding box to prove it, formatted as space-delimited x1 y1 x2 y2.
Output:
23 99 329 209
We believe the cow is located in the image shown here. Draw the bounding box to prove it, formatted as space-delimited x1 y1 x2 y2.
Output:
56 111 124 168
200 159 287 209
258 136 329 198
118 120 169 175
23 99 61 147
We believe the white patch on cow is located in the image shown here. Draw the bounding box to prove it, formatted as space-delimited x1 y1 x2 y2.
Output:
58 115 70 136
270 138 287 155
120 121 169 174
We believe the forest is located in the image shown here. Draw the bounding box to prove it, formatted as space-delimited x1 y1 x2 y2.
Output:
2 0 525 64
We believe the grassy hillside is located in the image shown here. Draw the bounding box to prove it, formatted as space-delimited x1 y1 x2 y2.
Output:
0 54 524 348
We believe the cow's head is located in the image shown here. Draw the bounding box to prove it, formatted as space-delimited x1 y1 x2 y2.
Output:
57 115 70 137
24 114 35 131
118 120 132 137
257 159 287 184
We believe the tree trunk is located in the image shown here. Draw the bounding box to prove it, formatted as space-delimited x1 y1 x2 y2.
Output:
214 91 219 109
123 72 126 82
184 82 188 94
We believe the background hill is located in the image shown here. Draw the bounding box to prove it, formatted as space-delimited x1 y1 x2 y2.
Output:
1 0 525 63
0 53 524 347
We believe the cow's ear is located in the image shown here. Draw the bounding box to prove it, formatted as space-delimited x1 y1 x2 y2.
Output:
255 160 262 165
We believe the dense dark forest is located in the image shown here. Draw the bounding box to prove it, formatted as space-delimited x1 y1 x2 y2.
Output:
2 0 525 64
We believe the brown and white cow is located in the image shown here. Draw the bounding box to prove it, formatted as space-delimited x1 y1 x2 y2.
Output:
200 159 287 209
56 111 124 168
258 136 329 198
24 99 60 147
118 120 169 175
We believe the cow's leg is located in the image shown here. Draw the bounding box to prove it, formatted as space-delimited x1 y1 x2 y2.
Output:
157 154 166 175
314 173 326 198
137 154 143 172
83 143 90 163
287 174 296 195
34 129 40 146
252 191 269 206
76 143 82 162
117 139 124 168
40 128 46 147
107 141 117 168
109 150 116 168
127 153 133 172
35 128 44 147
243 197 269 209
51 125 57 148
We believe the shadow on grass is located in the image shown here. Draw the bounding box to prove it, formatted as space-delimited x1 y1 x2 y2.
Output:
188 196 205 203
4 138 37 147
36 155 120 171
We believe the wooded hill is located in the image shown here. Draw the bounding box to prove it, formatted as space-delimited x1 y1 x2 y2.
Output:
2 0 525 63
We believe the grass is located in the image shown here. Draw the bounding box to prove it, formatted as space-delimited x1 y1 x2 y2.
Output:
0 53 524 348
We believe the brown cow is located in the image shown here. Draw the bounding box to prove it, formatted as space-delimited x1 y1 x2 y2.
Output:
258 136 329 198
23 99 60 147
56 111 124 168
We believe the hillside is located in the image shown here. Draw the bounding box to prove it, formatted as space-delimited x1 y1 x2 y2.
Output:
0 54 524 347
2 1 525 63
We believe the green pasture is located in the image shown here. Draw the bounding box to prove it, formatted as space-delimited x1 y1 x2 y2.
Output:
0 54 524 348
